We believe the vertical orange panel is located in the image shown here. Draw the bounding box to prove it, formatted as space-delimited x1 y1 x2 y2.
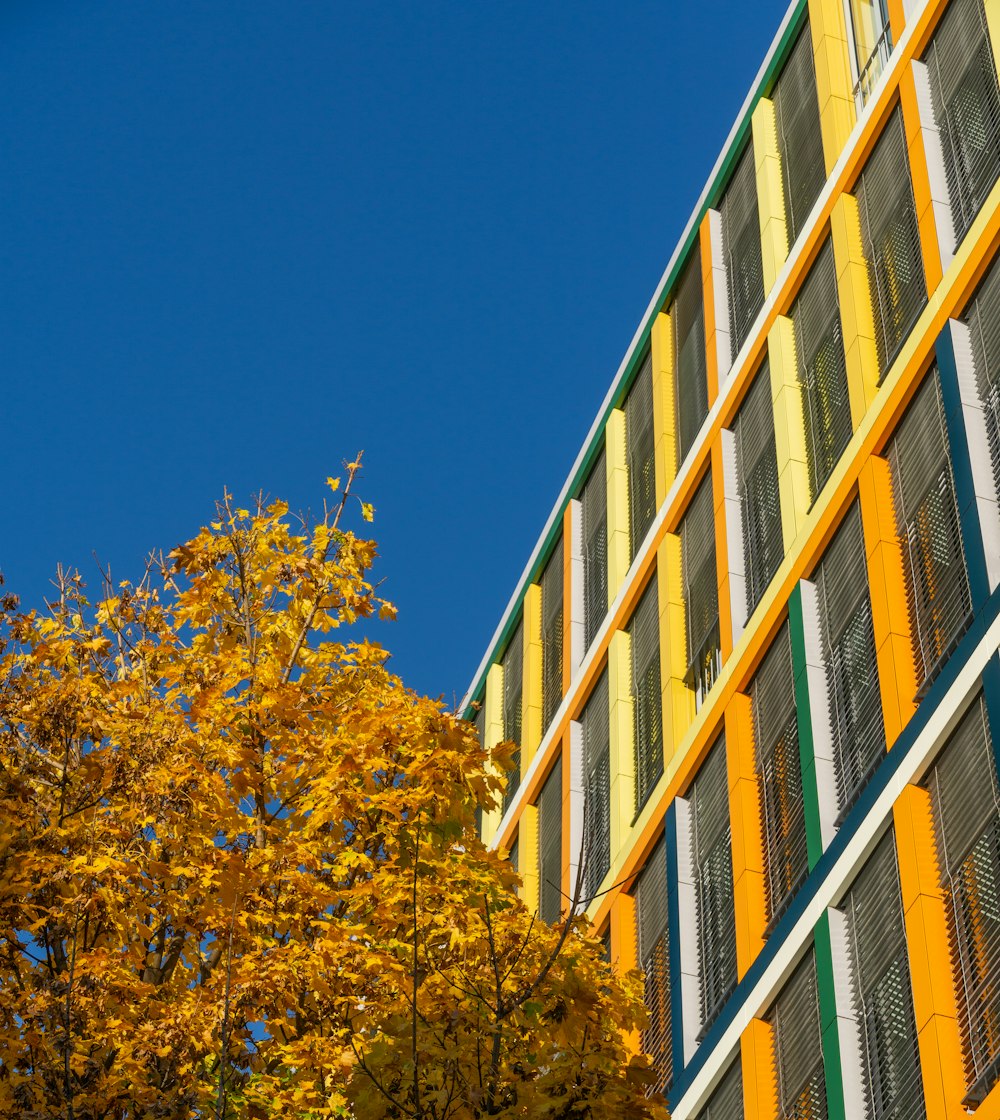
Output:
612 890 641 1054
898 67 944 292
712 437 735 662
886 0 907 45
701 212 720 405
741 1017 779 1120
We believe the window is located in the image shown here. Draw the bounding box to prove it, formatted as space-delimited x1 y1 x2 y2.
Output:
682 473 721 708
631 580 663 815
695 1058 743 1120
773 23 827 246
753 624 808 923
501 621 523 817
842 829 925 1120
636 836 671 1093
925 695 1000 1103
924 0 1000 245
793 239 852 501
674 245 710 466
849 0 893 106
966 253 1000 495
770 951 829 1120
582 672 611 902
855 107 927 377
626 352 658 558
815 503 885 814
735 363 784 617
540 537 564 734
509 835 519 874
722 141 766 362
690 735 737 1028
583 448 609 650
538 756 563 924
886 368 971 689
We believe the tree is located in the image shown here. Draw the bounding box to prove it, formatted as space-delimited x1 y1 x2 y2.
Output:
0 459 666 1120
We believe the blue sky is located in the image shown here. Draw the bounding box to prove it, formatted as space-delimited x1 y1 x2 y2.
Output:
1 0 787 703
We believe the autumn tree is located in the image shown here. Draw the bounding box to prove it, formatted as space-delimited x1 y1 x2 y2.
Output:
0 459 665 1120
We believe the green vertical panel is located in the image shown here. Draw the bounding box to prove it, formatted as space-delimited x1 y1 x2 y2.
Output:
814 911 848 1120
788 582 823 869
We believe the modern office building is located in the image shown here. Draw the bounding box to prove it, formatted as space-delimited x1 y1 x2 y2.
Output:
461 0 1000 1116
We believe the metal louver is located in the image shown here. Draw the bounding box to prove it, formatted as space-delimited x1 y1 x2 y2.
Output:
753 625 808 924
502 621 524 816
695 1057 744 1120
691 734 737 1028
583 448 609 651
722 141 767 362
538 756 563 924
509 836 519 874
886 368 971 690
627 352 658 558
541 536 564 734
771 951 828 1120
583 671 611 902
674 244 710 465
926 694 1000 1103
631 580 664 815
682 473 721 708
966 255 1000 497
773 23 827 246
843 829 925 1120
636 836 672 1093
855 107 927 378
815 503 885 813
793 240 852 501
735 363 784 617
924 0 1000 244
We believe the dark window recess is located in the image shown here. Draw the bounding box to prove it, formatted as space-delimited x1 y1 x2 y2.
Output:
583 671 611 902
735 363 784 618
753 624 808 924
815 503 885 814
966 255 1000 498
926 695 1000 1104
540 536 564 734
793 239 853 501
636 836 672 1094
631 580 664 815
770 951 829 1120
509 836 519 875
626 352 658 558
694 1057 743 1120
924 0 1000 245
501 620 523 817
473 703 486 838
538 756 563 925
583 448 609 651
886 368 971 690
690 734 737 1028
773 22 827 246
723 141 767 362
674 244 710 466
855 106 927 378
682 472 722 709
843 829 926 1120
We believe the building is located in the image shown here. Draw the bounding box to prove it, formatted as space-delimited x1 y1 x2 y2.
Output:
461 0 1000 1116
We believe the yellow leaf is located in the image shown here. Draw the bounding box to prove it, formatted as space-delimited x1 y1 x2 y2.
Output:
327 476 341 493
361 503 374 522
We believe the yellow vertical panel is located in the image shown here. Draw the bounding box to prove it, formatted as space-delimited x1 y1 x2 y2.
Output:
768 314 811 549
899 67 944 293
658 534 693 766
741 1016 779 1120
752 97 789 293
608 629 636 875
830 192 880 426
520 803 540 915
522 583 543 765
482 662 505 843
651 310 677 507
808 0 857 173
606 407 631 604
611 891 641 1055
985 0 1000 68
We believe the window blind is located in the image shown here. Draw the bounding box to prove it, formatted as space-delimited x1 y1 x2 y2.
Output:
694 1057 743 1120
924 0 1000 244
887 368 971 689
815 503 885 813
722 141 767 362
735 363 784 617
631 580 664 815
538 756 563 925
773 23 827 246
966 255 1000 497
691 734 737 1028
583 448 609 651
771 951 828 1120
793 239 852 501
682 472 721 709
626 352 658 558
541 536 564 734
753 625 808 923
843 829 925 1120
926 694 1000 1103
636 836 672 1093
855 107 927 377
502 621 524 817
674 245 710 466
583 671 611 902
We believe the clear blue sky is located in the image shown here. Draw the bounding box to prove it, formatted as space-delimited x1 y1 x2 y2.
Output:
1 0 787 704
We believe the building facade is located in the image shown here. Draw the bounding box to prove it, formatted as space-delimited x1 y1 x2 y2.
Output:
462 0 1000 1117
